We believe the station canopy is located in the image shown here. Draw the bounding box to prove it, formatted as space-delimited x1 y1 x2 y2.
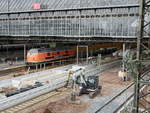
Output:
0 0 138 12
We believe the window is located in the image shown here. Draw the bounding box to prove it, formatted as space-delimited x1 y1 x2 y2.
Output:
27 49 38 56
65 51 68 54
47 53 51 56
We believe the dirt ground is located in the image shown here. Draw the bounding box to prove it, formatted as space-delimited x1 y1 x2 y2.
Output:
31 96 89 113
30 67 131 113
139 86 150 109
100 68 131 96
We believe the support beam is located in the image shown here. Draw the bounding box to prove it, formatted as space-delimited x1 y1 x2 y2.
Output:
133 0 150 113
24 44 26 63
76 45 89 64
122 43 125 71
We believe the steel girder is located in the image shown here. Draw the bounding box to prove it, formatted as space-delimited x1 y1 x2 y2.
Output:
133 0 150 113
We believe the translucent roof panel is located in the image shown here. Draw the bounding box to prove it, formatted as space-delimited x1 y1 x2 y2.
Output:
0 0 139 13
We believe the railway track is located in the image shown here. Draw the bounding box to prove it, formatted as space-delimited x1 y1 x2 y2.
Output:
0 59 121 113
95 83 134 113
2 88 70 113
0 65 26 77
0 57 120 79
95 70 150 113
1 88 70 113
0 59 76 78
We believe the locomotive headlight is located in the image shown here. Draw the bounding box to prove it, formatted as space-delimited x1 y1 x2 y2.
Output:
27 52 31 56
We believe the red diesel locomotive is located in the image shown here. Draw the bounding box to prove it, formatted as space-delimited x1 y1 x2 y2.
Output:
26 48 76 64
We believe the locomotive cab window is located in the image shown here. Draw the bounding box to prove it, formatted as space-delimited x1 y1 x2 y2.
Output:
27 49 38 56
47 53 51 56
65 51 68 54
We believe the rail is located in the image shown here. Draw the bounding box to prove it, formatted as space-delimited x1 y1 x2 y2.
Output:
0 60 121 111
95 70 150 113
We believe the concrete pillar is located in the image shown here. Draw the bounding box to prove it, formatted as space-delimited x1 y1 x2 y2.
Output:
40 64 42 70
36 64 38 71
86 46 89 64
24 44 26 63
122 43 125 71
44 63 46 69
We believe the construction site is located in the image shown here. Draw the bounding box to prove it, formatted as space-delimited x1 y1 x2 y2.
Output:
0 0 149 113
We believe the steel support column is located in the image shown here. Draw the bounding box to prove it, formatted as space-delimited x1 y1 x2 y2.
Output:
76 45 88 64
133 0 150 113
